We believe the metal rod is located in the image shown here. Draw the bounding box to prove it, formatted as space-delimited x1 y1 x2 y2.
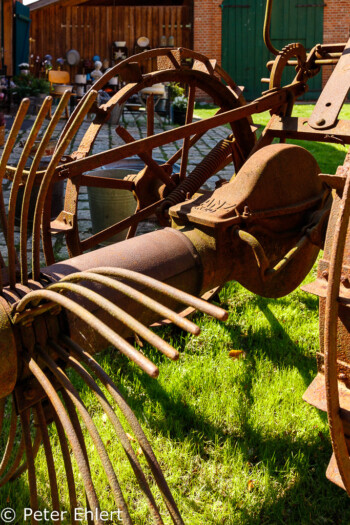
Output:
51 340 165 525
263 0 279 56
20 409 39 525
0 99 30 268
38 348 133 525
48 281 180 360
7 97 52 288
147 93 154 137
31 90 98 280
179 83 196 180
89 267 228 321
20 92 71 284
34 402 61 522
59 389 94 525
15 289 159 377
0 401 17 477
59 271 200 335
51 410 78 525
115 126 176 189
61 83 306 179
60 335 185 525
24 352 104 524
0 398 5 436
8 425 42 482
80 199 161 251
0 434 25 487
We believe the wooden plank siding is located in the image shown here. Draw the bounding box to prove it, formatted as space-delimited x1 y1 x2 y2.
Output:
30 5 192 76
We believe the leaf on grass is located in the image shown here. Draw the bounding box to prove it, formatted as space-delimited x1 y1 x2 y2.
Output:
247 480 255 492
229 349 245 360
136 447 143 456
126 432 136 442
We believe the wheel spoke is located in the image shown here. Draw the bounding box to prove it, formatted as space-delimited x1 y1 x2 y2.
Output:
80 199 161 251
115 126 175 189
179 83 196 180
147 93 155 137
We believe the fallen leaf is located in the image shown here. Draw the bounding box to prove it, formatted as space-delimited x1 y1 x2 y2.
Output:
247 480 254 491
229 350 245 360
136 447 143 456
126 433 136 442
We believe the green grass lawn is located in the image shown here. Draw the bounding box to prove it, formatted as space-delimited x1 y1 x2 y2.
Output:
2 103 350 524
194 102 350 175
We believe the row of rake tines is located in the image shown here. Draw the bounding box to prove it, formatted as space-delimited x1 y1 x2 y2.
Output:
0 89 99 292
4 266 227 524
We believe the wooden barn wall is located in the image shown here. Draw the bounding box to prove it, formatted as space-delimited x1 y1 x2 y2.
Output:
30 5 192 75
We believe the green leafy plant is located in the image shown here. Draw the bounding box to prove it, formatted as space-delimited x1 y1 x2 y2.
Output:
168 82 185 101
11 75 50 101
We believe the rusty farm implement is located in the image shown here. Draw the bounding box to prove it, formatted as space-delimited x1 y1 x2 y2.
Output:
1 1 350 521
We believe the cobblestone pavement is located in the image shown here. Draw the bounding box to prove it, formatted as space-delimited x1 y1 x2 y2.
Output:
1 108 235 267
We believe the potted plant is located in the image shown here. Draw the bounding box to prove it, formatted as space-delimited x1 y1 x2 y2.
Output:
18 63 30 75
11 74 50 112
172 95 188 125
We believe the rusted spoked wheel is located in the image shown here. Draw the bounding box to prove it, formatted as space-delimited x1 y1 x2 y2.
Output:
39 48 256 264
324 166 350 493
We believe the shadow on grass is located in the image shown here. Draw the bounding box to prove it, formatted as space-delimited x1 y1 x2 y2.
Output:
91 289 350 523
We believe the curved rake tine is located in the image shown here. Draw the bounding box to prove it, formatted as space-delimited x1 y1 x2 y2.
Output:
89 267 228 320
60 271 200 335
48 281 179 360
59 389 94 525
8 424 42 483
20 408 39 524
51 409 78 525
0 99 30 250
0 434 26 487
60 335 185 525
0 400 17 476
32 89 98 279
21 92 71 284
23 352 104 525
37 348 133 525
14 289 159 377
0 398 5 435
7 97 52 288
51 340 165 525
34 402 61 522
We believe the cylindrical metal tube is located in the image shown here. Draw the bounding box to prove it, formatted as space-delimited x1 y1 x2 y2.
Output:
41 228 203 354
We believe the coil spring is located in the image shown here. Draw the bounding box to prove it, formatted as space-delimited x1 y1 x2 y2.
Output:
162 138 234 210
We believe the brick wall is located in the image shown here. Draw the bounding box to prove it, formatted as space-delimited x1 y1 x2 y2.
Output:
193 0 222 64
193 0 222 101
322 0 350 87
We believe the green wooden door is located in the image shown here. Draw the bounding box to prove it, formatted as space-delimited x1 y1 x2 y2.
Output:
221 0 324 100
14 2 31 76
